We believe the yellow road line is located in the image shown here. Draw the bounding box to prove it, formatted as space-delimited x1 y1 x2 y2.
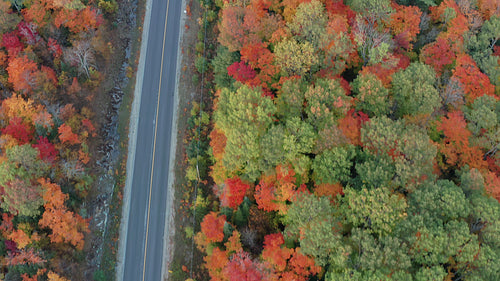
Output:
142 0 170 280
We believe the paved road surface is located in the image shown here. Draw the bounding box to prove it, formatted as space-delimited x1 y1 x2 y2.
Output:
121 0 181 280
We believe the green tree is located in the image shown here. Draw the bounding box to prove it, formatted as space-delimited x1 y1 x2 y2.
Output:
396 0 437 10
414 266 447 281
320 14 358 75
465 16 500 86
299 214 346 268
340 187 407 237
259 117 315 182
285 192 350 269
274 39 318 77
463 183 500 280
360 117 437 191
275 77 307 120
282 117 316 163
312 145 355 185
287 0 327 49
325 227 413 280
355 153 395 189
393 179 493 278
464 95 499 155
347 0 394 23
259 124 287 172
409 180 470 224
214 85 276 182
211 46 239 89
351 72 390 117
0 145 49 217
2 178 43 217
0 144 50 186
330 270 414 281
305 78 352 130
391 62 440 117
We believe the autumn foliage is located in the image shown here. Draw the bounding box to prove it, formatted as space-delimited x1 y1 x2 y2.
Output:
220 177 251 209
452 54 496 103
38 179 88 250
0 0 104 279
437 111 487 170
192 0 500 279
200 212 226 244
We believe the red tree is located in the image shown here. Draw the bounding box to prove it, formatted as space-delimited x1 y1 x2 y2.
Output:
420 38 456 75
225 230 243 254
484 172 500 202
200 212 226 243
288 249 321 279
359 53 410 87
54 7 102 33
255 176 280 212
7 55 38 94
314 182 344 202
22 0 49 27
38 179 89 250
2 116 33 144
255 165 301 214
40 65 58 86
240 42 278 91
204 247 229 281
437 111 487 170
6 248 45 267
261 233 293 272
240 42 267 69
477 0 500 20
218 6 250 52
1 31 23 57
223 251 264 281
33 136 58 163
430 0 462 23
210 128 226 162
220 176 251 209
58 123 80 145
47 38 63 58
227 61 257 84
494 46 500 57
389 3 422 51
18 21 40 45
81 119 96 137
338 109 369 146
452 54 496 103
325 0 356 22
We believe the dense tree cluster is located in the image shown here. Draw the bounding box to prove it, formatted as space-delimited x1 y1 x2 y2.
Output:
0 0 110 279
196 0 500 280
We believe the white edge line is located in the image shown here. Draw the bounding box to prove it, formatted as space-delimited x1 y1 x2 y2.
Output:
161 0 187 279
116 0 154 279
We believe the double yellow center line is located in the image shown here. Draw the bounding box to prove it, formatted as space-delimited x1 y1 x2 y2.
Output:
142 0 171 280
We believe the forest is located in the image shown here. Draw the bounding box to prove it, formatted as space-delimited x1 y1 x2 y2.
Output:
187 0 500 280
0 0 118 280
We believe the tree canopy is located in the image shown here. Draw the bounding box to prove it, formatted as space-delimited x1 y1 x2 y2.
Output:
193 0 500 280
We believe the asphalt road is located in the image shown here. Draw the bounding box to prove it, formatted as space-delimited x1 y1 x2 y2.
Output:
121 0 181 280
